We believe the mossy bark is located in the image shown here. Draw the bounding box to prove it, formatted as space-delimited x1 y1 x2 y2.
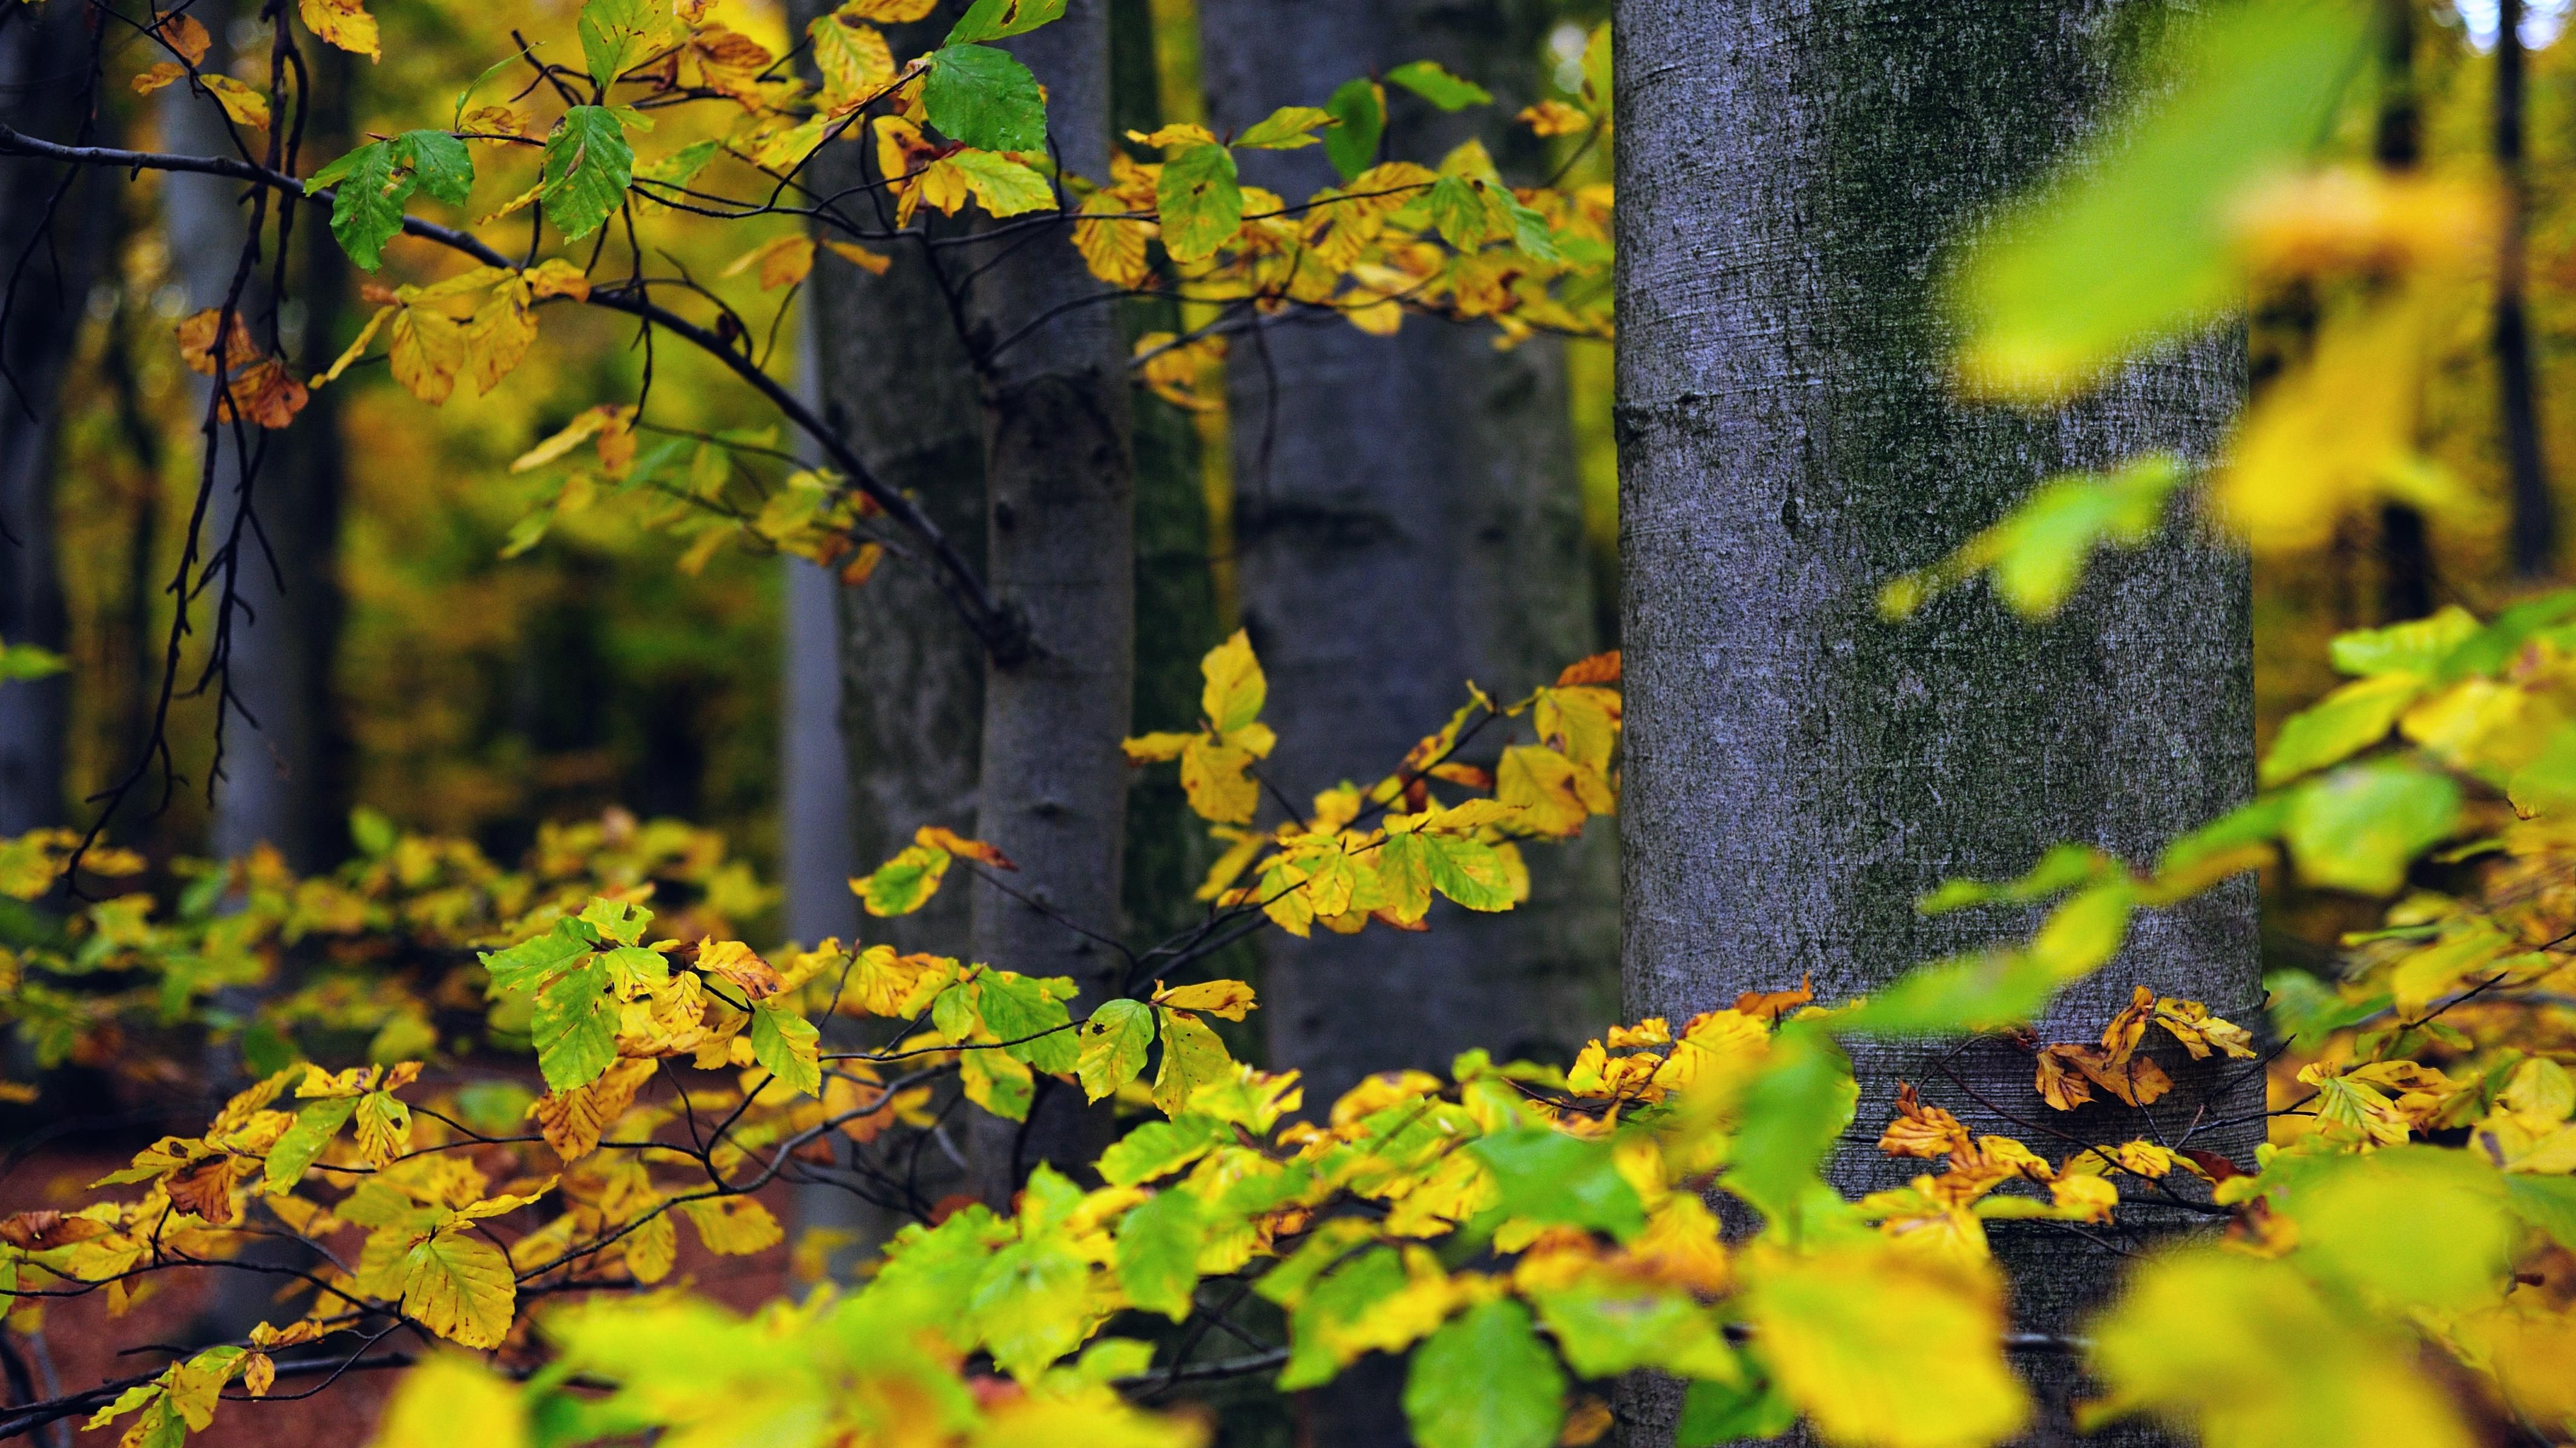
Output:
1614 2 2259 1441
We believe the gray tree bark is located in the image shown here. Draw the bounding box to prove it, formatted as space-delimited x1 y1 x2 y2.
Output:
0 1 108 840
166 14 349 873
1199 0 1618 1113
962 0 1136 1202
1614 2 2258 1443
786 0 986 1259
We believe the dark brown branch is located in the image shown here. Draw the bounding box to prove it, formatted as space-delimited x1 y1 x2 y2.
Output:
0 123 1027 661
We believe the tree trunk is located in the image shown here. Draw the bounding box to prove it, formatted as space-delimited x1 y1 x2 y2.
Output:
787 0 987 1259
962 0 1136 1202
165 14 349 872
1614 2 2258 1441
2376 0 2434 620
0 1 107 840
2496 0 2555 580
1199 0 1617 1110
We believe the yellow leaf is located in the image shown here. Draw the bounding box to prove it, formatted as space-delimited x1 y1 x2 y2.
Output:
823 239 892 275
133 62 186 96
1152 980 1257 1021
463 281 537 395
723 235 816 290
154 13 212 65
523 258 591 301
372 1355 526 1448
298 0 381 59
1198 628 1265 732
1178 738 1260 825
1121 731 1194 764
530 1058 656 1162
810 11 895 111
312 304 394 387
623 1211 677 1284
201 75 271 129
678 1195 782 1255
398 1228 515 1348
1744 1240 2028 1448
916 824 1014 868
511 405 622 473
845 0 937 18
387 306 467 404
1076 192 1151 288
2088 1249 2472 1448
1150 1009 1235 1116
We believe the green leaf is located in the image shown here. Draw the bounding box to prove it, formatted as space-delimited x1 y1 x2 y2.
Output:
1878 454 2186 620
969 1232 1092 1380
1279 1246 1407 1389
479 918 597 992
1384 59 1492 111
2158 794 2293 877
2438 590 2576 682
1402 1299 1564 1448
1721 1024 1857 1229
1149 1007 1234 1116
0 640 67 683
853 842 951 916
922 45 1048 153
2261 673 2424 787
943 0 1066 45
530 951 618 1093
1469 1129 1646 1241
1155 142 1241 264
2274 1147 2511 1310
1098 1114 1229 1187
1425 173 1488 251
1528 1284 1734 1378
2330 606 2480 678
263 1096 358 1193
542 105 635 242
1425 835 1515 911
1953 0 2376 391
2505 1174 2576 1252
1838 948 2065 1038
1323 76 1383 182
1235 105 1334 150
579 897 652 946
945 149 1055 217
979 970 1077 1073
1116 1190 1205 1320
2285 762 2461 895
749 1001 821 1096
320 140 405 270
1677 1374 1797 1446
1076 997 1155 1101
395 129 475 206
1916 842 2112 914
578 0 656 95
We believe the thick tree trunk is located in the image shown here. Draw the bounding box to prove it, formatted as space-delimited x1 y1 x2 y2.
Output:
787 0 987 1259
1200 0 1617 1111
1614 2 2258 1442
0 2 105 839
962 0 1135 1202
166 17 348 872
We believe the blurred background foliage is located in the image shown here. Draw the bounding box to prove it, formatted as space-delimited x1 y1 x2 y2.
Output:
27 0 2574 965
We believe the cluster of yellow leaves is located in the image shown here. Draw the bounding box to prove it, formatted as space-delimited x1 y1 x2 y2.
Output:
320 261 589 406
1125 637 1617 940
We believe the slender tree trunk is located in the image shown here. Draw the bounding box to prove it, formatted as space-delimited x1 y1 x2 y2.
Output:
2496 0 2555 580
1107 0 1225 954
0 2 105 839
780 545 855 945
787 0 987 1259
2377 0 2434 620
963 0 1136 1202
1199 0 1617 1113
165 12 348 871
1614 2 2259 1442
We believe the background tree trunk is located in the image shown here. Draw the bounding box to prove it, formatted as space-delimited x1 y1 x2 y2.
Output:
787 0 987 1260
1614 1 2259 1441
165 13 349 872
963 0 1136 1203
2495 0 2555 580
1198 0 1617 1114
0 1 107 839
